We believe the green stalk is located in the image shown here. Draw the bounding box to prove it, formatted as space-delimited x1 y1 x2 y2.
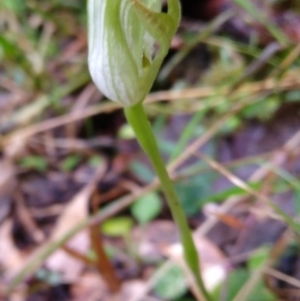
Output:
125 103 212 301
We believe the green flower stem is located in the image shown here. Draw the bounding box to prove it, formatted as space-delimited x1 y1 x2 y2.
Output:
124 103 212 301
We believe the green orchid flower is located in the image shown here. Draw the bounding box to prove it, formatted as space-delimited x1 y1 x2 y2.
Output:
88 0 180 106
87 1 212 300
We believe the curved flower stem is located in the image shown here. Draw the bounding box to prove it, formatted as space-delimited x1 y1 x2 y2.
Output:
124 103 212 301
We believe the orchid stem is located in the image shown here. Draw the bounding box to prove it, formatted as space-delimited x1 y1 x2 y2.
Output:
124 103 212 301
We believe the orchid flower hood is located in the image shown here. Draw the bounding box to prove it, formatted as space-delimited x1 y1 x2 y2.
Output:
88 0 180 106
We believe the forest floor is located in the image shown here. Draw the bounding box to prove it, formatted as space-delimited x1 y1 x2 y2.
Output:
1 1 300 300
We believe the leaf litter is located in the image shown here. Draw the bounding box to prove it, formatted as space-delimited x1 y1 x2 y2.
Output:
1 1 300 300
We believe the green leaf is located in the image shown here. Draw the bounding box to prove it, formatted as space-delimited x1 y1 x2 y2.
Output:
118 124 135 139
175 174 213 216
19 156 48 172
212 269 248 301
295 190 300 215
0 0 25 13
131 191 162 224
286 90 300 102
88 155 104 167
213 247 275 301
154 264 188 300
242 95 280 121
201 182 261 204
212 268 275 301
101 217 134 237
130 161 155 182
248 246 270 270
60 155 81 171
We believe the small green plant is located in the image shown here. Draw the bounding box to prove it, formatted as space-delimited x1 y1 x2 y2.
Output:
87 0 211 299
101 217 134 237
131 191 162 224
60 154 82 171
154 263 188 300
19 155 48 172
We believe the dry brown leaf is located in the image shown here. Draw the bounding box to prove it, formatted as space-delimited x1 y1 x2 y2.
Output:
46 230 90 283
45 181 95 282
131 220 178 262
70 271 106 301
165 235 228 292
71 271 146 301
0 160 16 195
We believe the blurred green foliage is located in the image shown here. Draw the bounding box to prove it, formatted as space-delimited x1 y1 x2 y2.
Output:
154 264 188 300
60 154 82 171
101 217 134 237
131 191 162 224
19 155 48 172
